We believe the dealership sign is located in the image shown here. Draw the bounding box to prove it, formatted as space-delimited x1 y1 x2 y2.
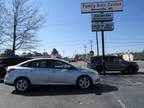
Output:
81 0 123 13
92 13 113 21
92 22 114 31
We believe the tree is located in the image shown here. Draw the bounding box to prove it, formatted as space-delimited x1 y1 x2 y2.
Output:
42 52 49 57
0 0 7 46
25 52 33 57
74 54 79 61
33 51 42 57
0 49 13 57
5 0 44 56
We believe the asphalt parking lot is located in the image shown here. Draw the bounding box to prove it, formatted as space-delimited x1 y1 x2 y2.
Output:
0 73 144 108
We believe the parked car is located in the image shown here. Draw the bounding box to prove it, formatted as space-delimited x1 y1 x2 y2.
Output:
87 56 139 74
0 57 32 79
4 58 100 92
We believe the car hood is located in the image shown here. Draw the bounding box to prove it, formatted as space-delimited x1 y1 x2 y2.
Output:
127 61 138 65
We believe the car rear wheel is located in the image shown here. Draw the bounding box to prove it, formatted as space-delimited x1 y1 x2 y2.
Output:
121 70 126 74
15 78 30 92
77 76 92 89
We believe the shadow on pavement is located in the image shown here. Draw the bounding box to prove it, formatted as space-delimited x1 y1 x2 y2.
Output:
11 84 118 96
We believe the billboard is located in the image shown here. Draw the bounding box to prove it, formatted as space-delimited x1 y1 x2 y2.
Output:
81 0 123 13
92 22 114 31
92 13 113 21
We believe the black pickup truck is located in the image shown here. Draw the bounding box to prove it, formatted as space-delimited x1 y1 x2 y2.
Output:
87 56 139 74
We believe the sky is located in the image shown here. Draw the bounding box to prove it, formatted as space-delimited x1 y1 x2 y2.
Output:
18 0 144 57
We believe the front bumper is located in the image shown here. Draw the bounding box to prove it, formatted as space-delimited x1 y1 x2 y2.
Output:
93 77 100 85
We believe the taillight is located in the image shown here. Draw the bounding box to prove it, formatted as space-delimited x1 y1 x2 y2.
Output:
6 68 15 74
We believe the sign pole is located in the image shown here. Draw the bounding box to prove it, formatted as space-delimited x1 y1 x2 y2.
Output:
96 31 99 56
101 11 106 75
101 30 105 75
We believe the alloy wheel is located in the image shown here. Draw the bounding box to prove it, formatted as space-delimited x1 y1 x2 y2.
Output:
15 78 29 92
78 76 91 89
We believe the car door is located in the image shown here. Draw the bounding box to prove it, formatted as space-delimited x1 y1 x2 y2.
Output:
28 60 51 85
106 57 123 70
105 57 113 70
48 60 78 85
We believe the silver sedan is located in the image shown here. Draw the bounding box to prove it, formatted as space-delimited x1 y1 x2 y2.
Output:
4 58 100 92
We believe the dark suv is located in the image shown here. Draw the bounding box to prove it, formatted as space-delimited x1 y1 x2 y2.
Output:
0 57 32 79
87 56 139 74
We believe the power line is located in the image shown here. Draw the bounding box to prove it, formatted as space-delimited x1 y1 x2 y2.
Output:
84 44 87 55
43 39 144 45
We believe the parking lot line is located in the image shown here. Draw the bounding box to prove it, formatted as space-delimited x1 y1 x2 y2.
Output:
111 93 127 108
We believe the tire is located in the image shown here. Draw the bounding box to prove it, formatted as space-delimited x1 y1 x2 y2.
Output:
121 70 126 74
127 67 137 74
77 76 92 89
14 78 31 92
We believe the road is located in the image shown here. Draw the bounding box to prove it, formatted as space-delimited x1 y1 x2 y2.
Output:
0 73 144 108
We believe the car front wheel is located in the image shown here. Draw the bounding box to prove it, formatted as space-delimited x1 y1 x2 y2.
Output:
77 76 92 89
127 67 138 74
15 78 30 92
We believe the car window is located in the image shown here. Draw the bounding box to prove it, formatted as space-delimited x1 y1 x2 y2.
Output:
31 60 47 68
21 62 31 67
51 60 72 69
113 57 123 63
105 57 113 62
91 57 101 63
105 57 123 63
21 60 48 68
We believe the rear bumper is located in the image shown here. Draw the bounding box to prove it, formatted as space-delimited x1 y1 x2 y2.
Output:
4 82 14 86
4 75 14 86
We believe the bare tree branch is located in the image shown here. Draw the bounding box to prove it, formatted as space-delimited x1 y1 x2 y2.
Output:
4 0 45 56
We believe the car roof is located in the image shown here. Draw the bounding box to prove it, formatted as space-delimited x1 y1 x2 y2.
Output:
17 58 70 66
30 58 68 62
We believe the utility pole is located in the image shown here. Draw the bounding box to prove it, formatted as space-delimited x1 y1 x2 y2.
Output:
96 31 99 56
90 40 93 51
84 44 87 60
